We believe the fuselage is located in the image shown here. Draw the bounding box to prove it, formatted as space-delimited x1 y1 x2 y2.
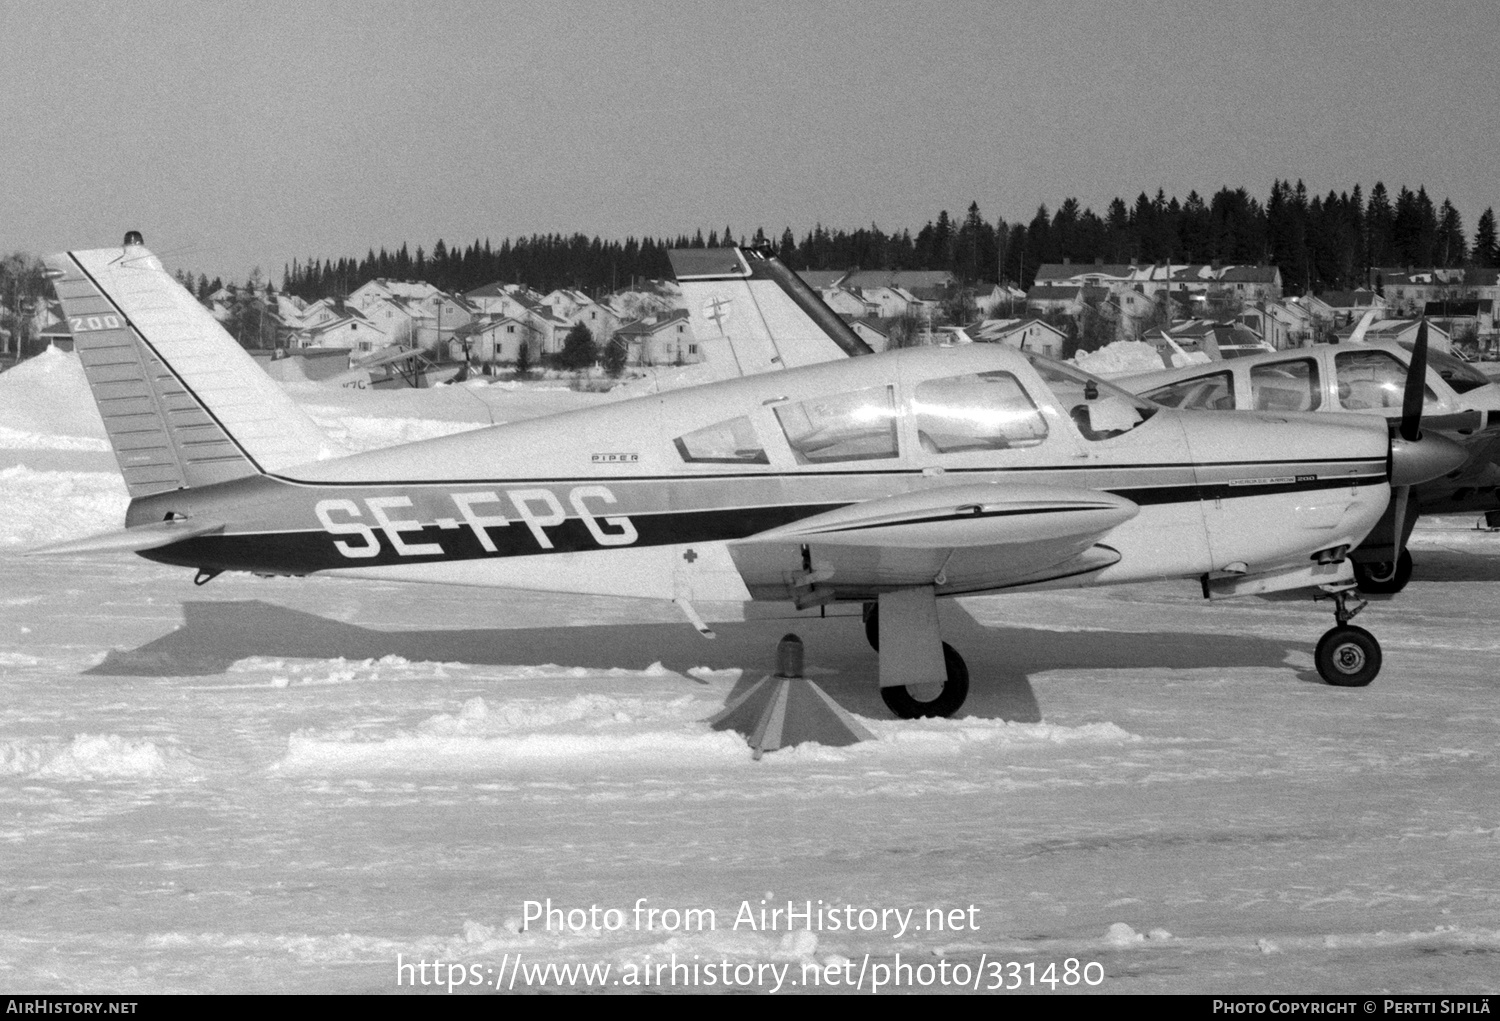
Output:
130 345 1392 608
1123 340 1500 516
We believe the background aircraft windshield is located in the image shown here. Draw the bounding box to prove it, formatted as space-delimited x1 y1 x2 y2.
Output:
1398 342 1492 395
1024 354 1158 440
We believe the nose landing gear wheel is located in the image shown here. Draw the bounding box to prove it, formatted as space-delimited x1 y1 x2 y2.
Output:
1315 624 1382 687
880 642 969 718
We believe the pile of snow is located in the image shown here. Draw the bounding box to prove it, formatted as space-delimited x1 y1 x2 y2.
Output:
0 347 107 441
269 688 1140 776
1073 340 1165 377
0 465 128 546
0 733 196 779
299 409 485 453
608 361 721 398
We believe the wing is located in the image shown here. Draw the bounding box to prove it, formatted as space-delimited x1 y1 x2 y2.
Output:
729 483 1139 603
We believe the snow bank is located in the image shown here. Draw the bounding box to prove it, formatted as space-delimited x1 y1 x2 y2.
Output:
0 425 109 452
0 733 197 779
0 466 129 546
269 689 1139 776
0 347 107 440
608 362 721 397
1073 341 1165 377
299 410 485 453
271 691 749 774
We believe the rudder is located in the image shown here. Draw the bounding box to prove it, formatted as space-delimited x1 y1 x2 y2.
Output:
46 235 339 498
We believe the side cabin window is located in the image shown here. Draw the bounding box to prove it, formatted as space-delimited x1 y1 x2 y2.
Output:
1145 371 1234 410
1334 350 1436 410
674 416 768 464
912 371 1047 453
1250 359 1321 412
774 385 899 464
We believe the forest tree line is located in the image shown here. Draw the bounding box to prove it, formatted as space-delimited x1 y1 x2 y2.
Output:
266 181 1497 306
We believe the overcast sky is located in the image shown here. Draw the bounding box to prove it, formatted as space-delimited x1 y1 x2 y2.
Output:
3 0 1496 281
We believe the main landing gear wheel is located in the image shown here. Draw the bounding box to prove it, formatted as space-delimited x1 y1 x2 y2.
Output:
881 643 970 719
1352 549 1413 594
863 604 969 718
1315 625 1382 687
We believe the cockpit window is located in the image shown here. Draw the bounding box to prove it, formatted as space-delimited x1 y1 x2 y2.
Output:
674 416 768 464
1400 342 1491 395
1025 354 1158 440
773 385 899 464
1250 359 1322 412
913 372 1048 453
1335 350 1436 410
1144 371 1235 410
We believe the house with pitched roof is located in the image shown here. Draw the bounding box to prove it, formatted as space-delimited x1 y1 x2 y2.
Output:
971 318 1068 358
856 285 917 319
1035 261 1282 308
1421 299 1493 344
820 287 878 318
1375 267 1500 318
449 316 536 368
845 316 893 352
613 308 697 365
296 304 391 354
842 269 957 302
1236 300 1313 350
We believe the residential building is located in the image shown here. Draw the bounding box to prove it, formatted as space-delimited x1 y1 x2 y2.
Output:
613 308 697 365
971 318 1068 358
450 316 534 367
846 316 893 352
820 287 878 318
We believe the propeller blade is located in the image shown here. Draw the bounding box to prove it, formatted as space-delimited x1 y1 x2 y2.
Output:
1399 319 1429 442
1367 485 1410 585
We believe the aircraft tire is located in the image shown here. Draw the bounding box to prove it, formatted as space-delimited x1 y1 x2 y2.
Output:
864 604 880 650
1314 625 1382 687
881 643 969 718
1353 549 1413 594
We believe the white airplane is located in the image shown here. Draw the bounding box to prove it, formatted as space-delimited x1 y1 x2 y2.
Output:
1119 319 1500 593
332 345 468 390
34 234 1467 713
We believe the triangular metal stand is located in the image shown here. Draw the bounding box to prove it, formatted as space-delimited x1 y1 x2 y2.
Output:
707 635 875 759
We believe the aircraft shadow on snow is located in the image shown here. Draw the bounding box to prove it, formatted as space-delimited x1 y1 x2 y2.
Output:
1406 543 1500 583
86 599 1302 722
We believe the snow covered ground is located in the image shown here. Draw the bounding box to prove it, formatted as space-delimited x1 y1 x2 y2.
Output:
1 351 1499 994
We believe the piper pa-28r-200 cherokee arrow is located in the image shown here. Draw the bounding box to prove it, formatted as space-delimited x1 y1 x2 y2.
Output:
34 235 1466 714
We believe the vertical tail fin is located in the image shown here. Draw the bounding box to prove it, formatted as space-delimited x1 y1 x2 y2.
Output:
46 235 340 498
669 246 871 377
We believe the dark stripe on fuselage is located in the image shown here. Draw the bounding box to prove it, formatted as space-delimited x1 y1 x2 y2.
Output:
267 455 1383 488
139 472 1385 575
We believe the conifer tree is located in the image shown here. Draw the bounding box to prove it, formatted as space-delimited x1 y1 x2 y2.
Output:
1473 209 1498 268
558 323 597 370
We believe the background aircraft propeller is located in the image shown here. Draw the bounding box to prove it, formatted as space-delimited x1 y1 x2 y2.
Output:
1372 319 1460 588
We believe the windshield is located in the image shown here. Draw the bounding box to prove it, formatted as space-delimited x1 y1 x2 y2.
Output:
1397 341 1492 395
1024 353 1159 440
